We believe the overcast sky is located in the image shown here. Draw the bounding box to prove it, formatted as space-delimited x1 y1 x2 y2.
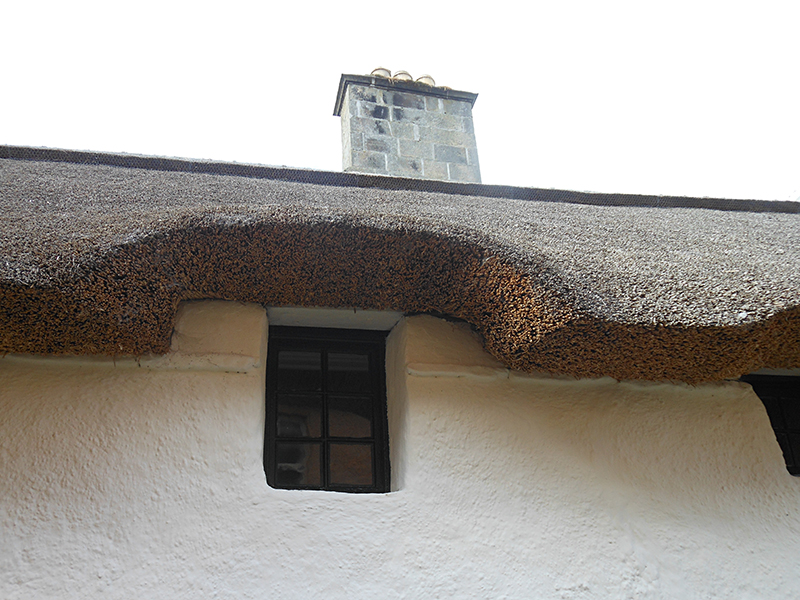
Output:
4 1 799 201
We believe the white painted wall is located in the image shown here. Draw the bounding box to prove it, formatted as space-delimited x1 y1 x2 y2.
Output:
1 302 798 599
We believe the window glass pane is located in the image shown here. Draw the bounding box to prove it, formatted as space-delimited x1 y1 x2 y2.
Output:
329 443 373 486
277 394 322 438
788 433 800 469
328 352 371 393
277 350 321 391
781 400 800 430
760 396 787 430
328 395 372 438
275 442 321 487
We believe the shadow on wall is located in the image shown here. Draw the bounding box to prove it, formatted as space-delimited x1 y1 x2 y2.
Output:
400 316 798 526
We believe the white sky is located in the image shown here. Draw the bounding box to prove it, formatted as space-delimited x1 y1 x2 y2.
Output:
3 1 799 201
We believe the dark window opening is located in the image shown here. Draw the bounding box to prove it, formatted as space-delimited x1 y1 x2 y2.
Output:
741 375 800 476
264 327 390 493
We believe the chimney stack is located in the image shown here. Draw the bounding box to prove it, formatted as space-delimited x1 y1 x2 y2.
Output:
334 69 481 183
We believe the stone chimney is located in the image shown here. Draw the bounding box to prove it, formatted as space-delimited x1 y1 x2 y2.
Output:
333 69 480 183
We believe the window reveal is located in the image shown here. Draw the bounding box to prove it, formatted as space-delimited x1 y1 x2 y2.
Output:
264 327 390 493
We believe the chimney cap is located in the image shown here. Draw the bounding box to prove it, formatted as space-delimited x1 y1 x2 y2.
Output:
333 73 478 116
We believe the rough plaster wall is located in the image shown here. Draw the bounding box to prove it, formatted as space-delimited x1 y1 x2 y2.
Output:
2 304 799 599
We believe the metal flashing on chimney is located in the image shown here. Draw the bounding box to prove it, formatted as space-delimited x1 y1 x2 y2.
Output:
334 72 481 183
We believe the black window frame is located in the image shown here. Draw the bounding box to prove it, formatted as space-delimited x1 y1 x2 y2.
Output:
264 326 390 493
741 374 800 476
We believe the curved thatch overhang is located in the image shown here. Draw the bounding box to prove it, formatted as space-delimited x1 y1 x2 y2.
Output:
2 146 799 383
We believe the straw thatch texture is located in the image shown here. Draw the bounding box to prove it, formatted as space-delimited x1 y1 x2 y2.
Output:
2 147 799 382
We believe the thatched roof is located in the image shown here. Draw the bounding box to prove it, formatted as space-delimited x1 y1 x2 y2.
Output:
2 145 799 383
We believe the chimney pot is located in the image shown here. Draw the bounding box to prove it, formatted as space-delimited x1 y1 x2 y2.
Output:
393 70 413 81
415 74 435 86
371 67 391 78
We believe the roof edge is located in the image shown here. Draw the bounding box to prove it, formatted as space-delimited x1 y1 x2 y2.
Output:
2 144 798 214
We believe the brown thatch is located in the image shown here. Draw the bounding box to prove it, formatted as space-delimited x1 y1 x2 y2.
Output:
2 146 799 383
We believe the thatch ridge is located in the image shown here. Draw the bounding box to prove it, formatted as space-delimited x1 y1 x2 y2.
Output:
4 145 799 214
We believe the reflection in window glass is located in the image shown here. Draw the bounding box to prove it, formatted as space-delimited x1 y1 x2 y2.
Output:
276 394 322 438
328 353 371 393
329 443 373 486
275 442 321 487
328 395 372 438
277 351 321 391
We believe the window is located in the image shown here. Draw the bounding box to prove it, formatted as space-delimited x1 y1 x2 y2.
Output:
264 326 390 493
741 375 800 475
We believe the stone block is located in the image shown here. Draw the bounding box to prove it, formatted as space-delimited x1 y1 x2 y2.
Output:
344 130 363 153
446 163 481 183
379 90 399 105
341 88 356 118
348 84 379 104
349 116 392 137
463 117 474 134
358 102 390 120
399 138 434 159
347 151 387 173
390 106 422 124
386 91 426 110
389 121 418 140
466 147 480 168
442 98 473 118
387 155 423 178
342 129 351 159
434 144 468 165
432 112 464 131
425 96 443 112
418 126 470 147
391 107 462 131
365 137 395 155
341 100 356 119
424 161 449 181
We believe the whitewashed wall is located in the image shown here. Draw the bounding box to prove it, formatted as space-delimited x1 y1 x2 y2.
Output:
1 302 798 599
